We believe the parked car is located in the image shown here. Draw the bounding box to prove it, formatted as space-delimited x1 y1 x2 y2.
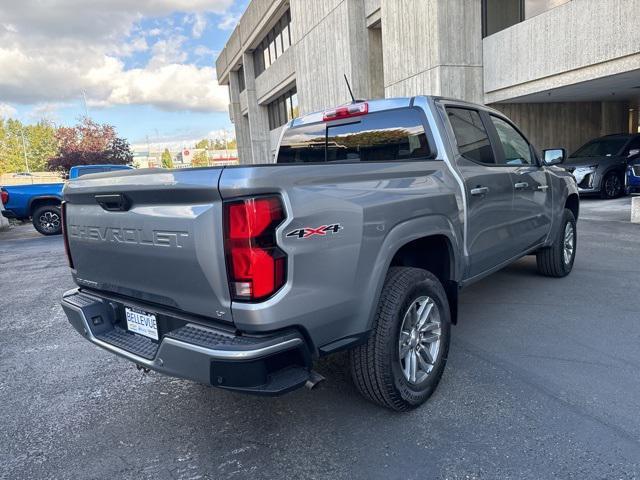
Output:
563 133 640 199
60 96 578 411
626 153 640 194
1 165 133 235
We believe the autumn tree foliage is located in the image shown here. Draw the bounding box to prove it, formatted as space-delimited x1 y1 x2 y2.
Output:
47 118 132 171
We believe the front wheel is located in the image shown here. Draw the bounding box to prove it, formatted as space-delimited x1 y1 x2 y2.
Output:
601 171 624 199
32 205 62 235
536 208 576 277
349 267 451 411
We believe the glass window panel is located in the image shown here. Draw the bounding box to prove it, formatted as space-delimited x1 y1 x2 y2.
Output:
290 92 299 119
447 108 495 164
483 0 522 37
329 111 430 162
277 123 326 163
268 32 276 66
490 115 533 166
286 95 293 122
275 31 283 58
282 19 291 49
279 96 288 126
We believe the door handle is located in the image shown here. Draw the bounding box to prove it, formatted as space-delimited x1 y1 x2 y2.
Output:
514 182 529 190
95 193 130 212
470 186 489 196
537 185 549 191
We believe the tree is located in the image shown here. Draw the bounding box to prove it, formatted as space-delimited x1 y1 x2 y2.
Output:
195 139 209 150
25 121 58 172
191 150 208 167
47 118 132 172
161 148 173 168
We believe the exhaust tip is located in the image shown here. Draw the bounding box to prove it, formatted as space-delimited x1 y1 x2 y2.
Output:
305 370 325 390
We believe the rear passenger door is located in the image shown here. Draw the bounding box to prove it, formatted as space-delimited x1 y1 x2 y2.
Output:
446 107 518 278
487 115 552 252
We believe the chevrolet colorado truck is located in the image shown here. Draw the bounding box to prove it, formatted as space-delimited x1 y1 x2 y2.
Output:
60 97 579 411
1 165 132 235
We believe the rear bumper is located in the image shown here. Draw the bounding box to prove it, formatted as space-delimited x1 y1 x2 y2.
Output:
61 288 313 395
1 209 17 219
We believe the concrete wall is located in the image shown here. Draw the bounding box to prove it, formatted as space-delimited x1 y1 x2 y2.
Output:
382 0 483 103
229 70 253 164
484 0 640 102
291 0 372 113
216 0 288 83
494 101 630 153
255 46 297 103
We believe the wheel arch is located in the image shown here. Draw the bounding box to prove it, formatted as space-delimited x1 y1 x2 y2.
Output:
565 193 579 220
365 213 463 331
388 234 459 324
29 196 62 216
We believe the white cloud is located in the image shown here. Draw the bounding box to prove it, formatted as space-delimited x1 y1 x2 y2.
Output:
191 13 207 38
0 0 233 112
148 36 188 67
0 103 17 118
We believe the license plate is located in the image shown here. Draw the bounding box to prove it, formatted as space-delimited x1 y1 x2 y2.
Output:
125 307 158 341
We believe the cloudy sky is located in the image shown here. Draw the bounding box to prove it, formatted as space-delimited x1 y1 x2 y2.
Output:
0 0 248 147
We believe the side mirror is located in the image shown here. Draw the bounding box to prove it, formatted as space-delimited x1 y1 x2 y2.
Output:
543 148 565 166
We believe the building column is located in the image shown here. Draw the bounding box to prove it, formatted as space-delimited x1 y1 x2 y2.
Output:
229 70 252 164
243 52 271 164
381 0 483 103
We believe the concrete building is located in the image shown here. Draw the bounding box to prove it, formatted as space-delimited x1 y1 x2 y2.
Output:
216 0 640 164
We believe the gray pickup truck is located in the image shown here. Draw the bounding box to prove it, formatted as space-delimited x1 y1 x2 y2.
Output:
60 96 579 411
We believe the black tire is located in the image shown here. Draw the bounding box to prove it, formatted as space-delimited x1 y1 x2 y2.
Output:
32 205 62 236
349 267 451 411
536 208 576 277
600 171 624 199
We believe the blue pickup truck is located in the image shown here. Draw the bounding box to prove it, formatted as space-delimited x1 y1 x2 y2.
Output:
1 165 132 235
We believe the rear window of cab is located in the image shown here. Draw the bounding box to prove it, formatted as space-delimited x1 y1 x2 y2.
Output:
277 108 434 163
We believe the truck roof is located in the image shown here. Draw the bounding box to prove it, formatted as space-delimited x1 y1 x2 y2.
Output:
289 95 505 129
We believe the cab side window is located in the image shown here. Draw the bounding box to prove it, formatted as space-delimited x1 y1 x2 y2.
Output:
447 108 495 164
489 116 533 166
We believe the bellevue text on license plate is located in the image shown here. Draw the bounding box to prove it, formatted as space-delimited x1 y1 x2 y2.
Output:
125 307 158 341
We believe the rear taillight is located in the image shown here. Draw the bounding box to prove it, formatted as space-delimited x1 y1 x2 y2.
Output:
323 102 368 121
0 189 8 205
224 196 286 301
61 201 74 269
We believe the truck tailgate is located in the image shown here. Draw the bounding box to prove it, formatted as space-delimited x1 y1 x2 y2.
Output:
63 168 232 322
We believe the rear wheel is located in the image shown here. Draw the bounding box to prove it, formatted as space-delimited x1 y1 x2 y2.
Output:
536 208 576 277
601 171 623 199
349 267 451 411
32 205 62 235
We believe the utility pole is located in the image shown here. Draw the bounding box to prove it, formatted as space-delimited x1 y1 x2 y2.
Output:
81 90 89 118
20 128 31 176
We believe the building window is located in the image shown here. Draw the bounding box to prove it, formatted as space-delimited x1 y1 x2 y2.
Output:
253 10 292 77
482 0 570 37
267 87 298 130
237 65 245 92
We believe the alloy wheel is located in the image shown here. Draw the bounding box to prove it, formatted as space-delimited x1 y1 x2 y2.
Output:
605 175 621 198
398 296 441 384
563 222 575 265
39 211 60 233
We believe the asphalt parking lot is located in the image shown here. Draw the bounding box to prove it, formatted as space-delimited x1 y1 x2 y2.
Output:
1 197 639 480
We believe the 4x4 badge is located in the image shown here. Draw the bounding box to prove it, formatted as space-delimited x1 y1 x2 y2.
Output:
286 224 343 239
